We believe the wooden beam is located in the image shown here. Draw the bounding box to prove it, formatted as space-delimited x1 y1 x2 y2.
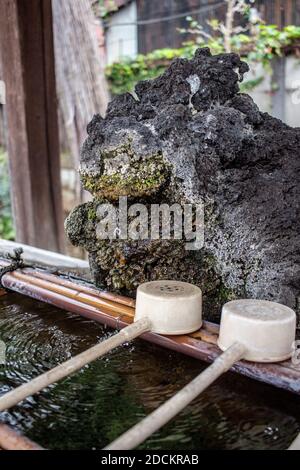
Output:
0 0 64 252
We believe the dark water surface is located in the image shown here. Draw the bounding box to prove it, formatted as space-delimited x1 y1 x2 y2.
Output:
0 293 299 450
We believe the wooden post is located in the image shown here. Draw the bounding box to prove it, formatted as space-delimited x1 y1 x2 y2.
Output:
0 0 64 252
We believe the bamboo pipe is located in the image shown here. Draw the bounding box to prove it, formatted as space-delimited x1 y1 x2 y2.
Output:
0 317 151 412
1 261 136 322
1 273 134 328
23 268 135 307
105 342 245 450
11 270 134 318
0 259 135 308
0 424 44 450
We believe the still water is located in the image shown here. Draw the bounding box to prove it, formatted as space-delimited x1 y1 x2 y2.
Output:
0 292 299 450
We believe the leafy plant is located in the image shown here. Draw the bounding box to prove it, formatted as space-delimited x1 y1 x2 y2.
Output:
0 148 15 240
106 45 197 95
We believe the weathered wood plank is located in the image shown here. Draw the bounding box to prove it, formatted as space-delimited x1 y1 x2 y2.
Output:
0 0 64 252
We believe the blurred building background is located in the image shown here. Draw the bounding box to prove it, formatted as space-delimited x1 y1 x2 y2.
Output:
102 0 300 130
104 0 300 60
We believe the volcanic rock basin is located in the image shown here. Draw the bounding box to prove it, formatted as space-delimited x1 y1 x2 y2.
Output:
65 48 300 322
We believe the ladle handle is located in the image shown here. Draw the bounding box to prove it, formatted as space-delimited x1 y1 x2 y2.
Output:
0 317 151 412
105 341 246 450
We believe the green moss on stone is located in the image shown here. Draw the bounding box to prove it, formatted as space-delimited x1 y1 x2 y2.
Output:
81 152 169 200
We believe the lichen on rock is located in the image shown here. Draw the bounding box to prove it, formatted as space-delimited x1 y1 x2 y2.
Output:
65 48 300 322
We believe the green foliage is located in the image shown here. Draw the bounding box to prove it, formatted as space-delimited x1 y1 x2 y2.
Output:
106 24 300 95
106 45 197 95
0 149 15 240
247 24 300 67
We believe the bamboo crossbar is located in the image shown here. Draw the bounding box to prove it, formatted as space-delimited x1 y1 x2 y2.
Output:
12 270 134 317
25 269 135 307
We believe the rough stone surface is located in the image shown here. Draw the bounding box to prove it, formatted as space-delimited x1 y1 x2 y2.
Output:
65 48 300 321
